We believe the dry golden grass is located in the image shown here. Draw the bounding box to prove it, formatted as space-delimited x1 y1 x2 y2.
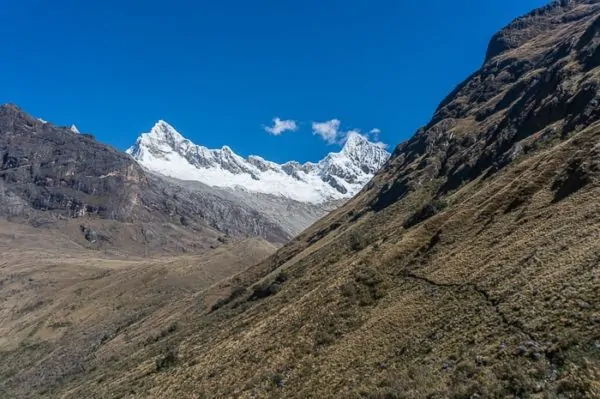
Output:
0 223 276 398
3 3 600 398
12 122 593 399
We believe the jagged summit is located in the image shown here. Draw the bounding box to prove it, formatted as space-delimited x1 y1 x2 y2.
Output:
148 120 185 141
4 2 600 398
127 121 390 203
341 131 389 173
484 0 598 62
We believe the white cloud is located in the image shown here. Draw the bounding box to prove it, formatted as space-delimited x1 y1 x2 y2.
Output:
312 119 341 145
369 128 381 140
264 117 298 136
340 129 364 143
312 120 389 149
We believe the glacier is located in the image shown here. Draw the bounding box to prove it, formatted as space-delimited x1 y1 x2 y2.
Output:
127 120 390 204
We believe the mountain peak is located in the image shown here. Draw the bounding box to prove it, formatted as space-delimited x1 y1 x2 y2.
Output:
339 131 390 173
0 103 21 113
148 120 185 142
128 122 390 203
343 131 369 147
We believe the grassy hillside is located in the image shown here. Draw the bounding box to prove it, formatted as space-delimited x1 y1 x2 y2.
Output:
56 121 600 398
2 1 600 398
0 221 276 398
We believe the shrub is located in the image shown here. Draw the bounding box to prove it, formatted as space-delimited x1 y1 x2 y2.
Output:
275 270 289 283
249 281 282 301
270 373 286 388
210 285 247 312
403 198 447 229
314 330 336 346
155 346 178 372
341 266 389 306
348 231 369 251
210 298 228 312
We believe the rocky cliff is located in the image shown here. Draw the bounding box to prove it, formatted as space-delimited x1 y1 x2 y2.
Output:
3 1 600 397
0 105 292 252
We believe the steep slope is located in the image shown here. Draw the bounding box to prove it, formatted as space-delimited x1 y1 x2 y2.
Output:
4 1 600 398
127 121 390 204
27 1 600 398
0 104 292 252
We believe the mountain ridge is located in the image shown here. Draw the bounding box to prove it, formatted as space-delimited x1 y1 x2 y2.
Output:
127 120 390 204
0 104 296 250
0 103 385 250
3 1 600 397
42 1 599 397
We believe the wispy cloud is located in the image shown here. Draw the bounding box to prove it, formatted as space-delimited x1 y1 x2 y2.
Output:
369 128 381 140
366 128 388 148
311 119 341 145
264 117 298 136
341 130 387 149
270 117 388 149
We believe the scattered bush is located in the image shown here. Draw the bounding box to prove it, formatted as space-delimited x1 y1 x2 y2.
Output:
247 270 290 301
403 198 447 229
348 231 369 251
229 285 246 299
249 281 282 301
551 157 594 203
269 373 286 388
155 346 178 372
314 330 336 346
210 285 247 312
275 270 289 283
211 298 229 312
341 266 389 306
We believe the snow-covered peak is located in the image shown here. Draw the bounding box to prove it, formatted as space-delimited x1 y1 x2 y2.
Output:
127 120 390 204
147 120 186 144
70 124 80 134
340 132 389 174
343 131 369 149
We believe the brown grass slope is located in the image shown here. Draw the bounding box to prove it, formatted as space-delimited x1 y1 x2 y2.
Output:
6 1 600 398
0 221 276 398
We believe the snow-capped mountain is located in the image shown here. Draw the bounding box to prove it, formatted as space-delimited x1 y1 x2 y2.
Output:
127 120 390 204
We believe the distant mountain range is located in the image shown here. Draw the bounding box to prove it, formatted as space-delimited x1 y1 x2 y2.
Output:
3 1 600 397
127 120 390 204
0 105 389 253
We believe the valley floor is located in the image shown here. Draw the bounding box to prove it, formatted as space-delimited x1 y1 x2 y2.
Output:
0 221 276 398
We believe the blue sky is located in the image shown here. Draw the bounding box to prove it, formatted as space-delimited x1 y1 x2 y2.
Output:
1 0 548 163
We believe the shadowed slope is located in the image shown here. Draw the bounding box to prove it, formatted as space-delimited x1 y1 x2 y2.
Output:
0 104 292 253
3 1 600 398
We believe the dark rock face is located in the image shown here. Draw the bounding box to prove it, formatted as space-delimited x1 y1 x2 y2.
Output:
370 0 600 212
485 0 598 62
0 104 145 221
0 105 291 249
80 225 99 243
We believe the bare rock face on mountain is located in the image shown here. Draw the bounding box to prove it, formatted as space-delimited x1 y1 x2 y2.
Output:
0 105 293 252
125 119 388 240
127 120 389 204
365 0 600 214
35 2 598 398
4 2 600 398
